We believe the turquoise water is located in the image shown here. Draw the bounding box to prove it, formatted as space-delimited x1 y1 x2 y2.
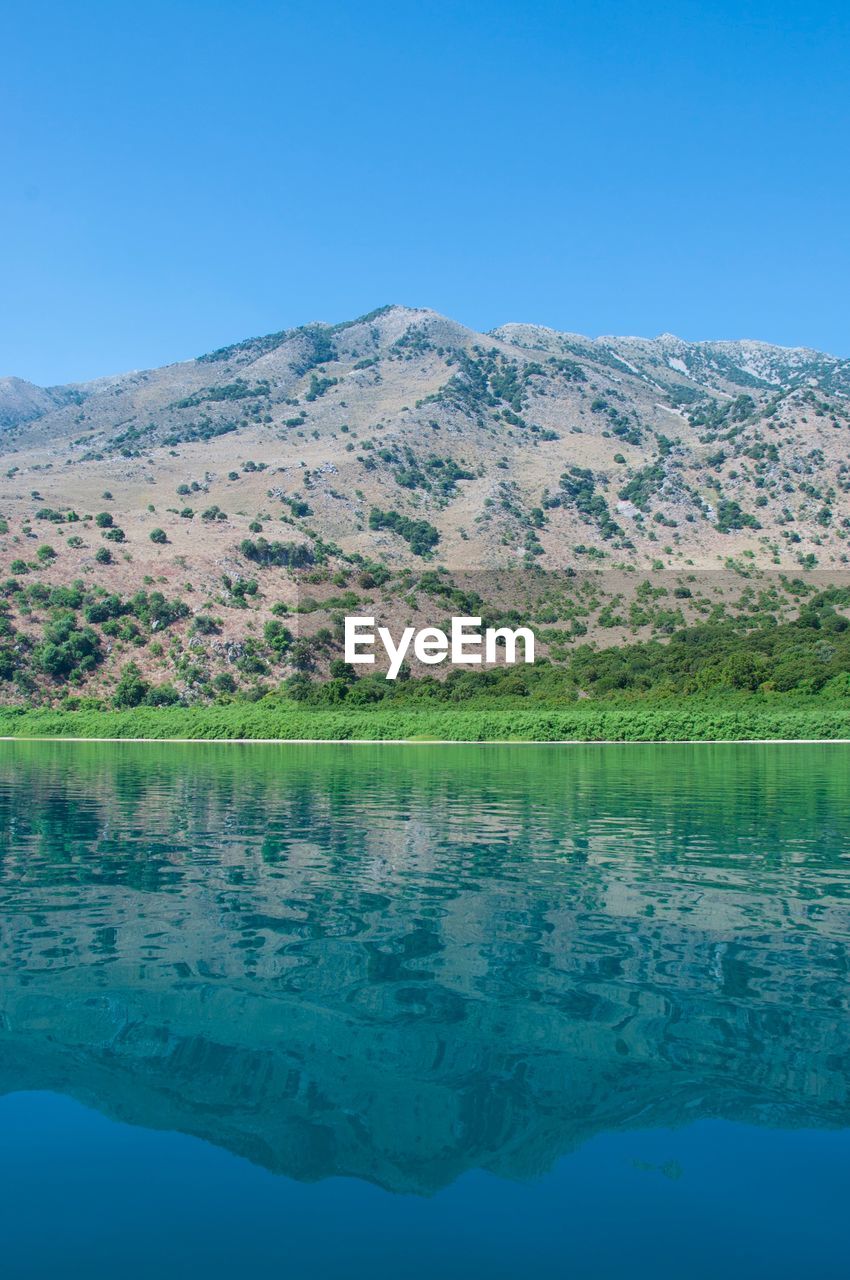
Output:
0 742 849 1277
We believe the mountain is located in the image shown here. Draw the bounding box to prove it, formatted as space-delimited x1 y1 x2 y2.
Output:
0 376 83 430
1 304 849 700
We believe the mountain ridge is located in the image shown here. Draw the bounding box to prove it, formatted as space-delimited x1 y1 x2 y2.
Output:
4 304 850 425
2 303 850 701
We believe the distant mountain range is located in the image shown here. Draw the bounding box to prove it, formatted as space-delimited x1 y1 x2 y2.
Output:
3 304 849 570
1 305 849 699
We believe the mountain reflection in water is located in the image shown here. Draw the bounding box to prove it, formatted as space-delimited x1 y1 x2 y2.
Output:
0 741 848 1196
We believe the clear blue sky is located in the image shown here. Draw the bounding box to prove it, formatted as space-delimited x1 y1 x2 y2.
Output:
2 0 849 384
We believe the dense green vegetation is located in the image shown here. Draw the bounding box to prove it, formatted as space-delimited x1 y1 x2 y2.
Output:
1 584 849 738
0 696 846 741
0 579 191 694
268 586 850 705
239 537 316 567
368 508 441 555
559 589 850 695
175 379 271 409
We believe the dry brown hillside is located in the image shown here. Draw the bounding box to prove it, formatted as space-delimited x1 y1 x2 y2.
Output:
1 304 849 700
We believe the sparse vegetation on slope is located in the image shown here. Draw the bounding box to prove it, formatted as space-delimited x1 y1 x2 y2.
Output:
2 305 850 716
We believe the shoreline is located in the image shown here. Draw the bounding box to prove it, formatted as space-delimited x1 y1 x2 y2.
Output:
1 737 850 747
1 696 848 745
2 735 850 746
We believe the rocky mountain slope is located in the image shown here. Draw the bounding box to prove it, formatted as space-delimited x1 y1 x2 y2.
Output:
1 305 849 701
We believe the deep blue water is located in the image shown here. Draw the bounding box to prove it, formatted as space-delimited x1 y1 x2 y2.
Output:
1 742 848 1277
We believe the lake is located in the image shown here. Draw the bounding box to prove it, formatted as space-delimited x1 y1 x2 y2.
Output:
1 741 848 1277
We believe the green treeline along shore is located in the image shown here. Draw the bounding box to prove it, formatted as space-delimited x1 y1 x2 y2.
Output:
0 698 847 742
2 586 850 742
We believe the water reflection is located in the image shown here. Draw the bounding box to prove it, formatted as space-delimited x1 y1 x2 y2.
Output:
0 742 848 1194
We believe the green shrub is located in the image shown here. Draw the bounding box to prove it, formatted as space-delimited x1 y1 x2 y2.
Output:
368 508 440 556
113 662 149 708
264 619 293 657
240 538 315 568
146 683 180 707
34 613 102 681
191 614 221 635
